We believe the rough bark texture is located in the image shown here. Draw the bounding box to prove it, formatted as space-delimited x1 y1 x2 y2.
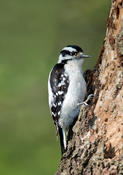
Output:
56 1 123 175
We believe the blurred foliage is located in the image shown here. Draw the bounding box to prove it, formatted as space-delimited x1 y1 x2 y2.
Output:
0 0 110 175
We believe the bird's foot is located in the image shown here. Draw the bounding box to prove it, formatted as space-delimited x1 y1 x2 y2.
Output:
77 94 94 106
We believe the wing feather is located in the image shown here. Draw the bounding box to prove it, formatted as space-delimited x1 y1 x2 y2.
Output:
48 63 69 127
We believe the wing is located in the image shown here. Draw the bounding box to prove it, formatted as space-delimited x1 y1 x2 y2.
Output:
48 63 69 128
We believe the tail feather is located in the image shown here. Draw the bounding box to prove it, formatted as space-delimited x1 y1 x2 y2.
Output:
58 127 66 154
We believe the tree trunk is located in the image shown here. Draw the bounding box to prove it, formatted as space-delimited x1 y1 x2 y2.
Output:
56 1 123 174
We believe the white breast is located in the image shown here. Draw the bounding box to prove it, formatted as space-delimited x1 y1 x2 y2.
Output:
59 60 87 130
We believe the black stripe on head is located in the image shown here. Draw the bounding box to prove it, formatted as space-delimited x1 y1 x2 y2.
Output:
67 45 83 53
60 50 70 57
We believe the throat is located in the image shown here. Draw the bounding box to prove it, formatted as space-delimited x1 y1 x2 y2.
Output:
66 59 83 72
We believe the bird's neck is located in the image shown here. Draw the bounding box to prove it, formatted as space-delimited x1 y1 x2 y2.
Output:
67 59 83 72
63 59 84 76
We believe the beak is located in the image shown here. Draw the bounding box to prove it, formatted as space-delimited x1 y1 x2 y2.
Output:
79 53 91 59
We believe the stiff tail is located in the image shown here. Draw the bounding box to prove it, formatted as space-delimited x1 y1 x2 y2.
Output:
58 127 66 154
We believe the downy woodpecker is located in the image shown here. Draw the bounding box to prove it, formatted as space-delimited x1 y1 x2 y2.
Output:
48 45 90 154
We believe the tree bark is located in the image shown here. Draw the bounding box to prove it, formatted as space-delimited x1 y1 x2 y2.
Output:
56 1 123 175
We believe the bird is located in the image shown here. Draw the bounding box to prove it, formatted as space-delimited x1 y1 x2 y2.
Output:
48 45 90 154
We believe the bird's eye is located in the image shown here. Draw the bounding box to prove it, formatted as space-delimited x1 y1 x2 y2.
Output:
71 52 76 56
73 52 77 56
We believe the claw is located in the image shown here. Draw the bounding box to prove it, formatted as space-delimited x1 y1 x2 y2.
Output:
77 94 94 107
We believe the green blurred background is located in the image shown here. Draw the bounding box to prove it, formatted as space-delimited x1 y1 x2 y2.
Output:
0 0 110 175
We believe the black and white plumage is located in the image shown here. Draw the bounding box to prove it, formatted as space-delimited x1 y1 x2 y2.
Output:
48 45 90 154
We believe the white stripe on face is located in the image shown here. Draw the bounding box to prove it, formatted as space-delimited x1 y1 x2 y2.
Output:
62 47 76 52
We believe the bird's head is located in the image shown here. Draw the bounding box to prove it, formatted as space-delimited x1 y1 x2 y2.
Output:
58 45 90 64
